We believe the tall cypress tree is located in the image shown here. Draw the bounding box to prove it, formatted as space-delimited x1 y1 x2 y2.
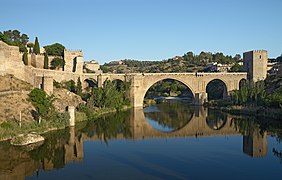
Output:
23 48 28 65
33 37 40 54
44 53 49 69
77 77 82 95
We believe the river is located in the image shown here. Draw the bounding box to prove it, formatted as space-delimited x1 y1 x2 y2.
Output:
0 101 281 180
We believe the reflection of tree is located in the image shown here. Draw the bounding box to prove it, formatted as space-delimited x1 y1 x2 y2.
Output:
94 110 132 143
28 129 70 169
273 148 282 163
232 117 265 136
144 101 194 131
206 109 227 130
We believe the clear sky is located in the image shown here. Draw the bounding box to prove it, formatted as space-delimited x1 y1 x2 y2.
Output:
1 0 281 64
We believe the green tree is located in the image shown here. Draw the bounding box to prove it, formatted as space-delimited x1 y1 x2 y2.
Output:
33 37 40 54
23 48 28 65
77 77 82 95
44 43 65 56
230 63 244 72
1 30 29 52
44 53 49 69
28 88 55 120
50 58 65 70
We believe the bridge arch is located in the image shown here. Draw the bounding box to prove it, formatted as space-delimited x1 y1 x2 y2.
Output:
112 79 125 91
239 78 247 89
206 78 228 100
84 78 98 89
142 77 195 105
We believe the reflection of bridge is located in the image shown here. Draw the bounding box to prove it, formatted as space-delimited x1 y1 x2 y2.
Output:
130 107 239 139
0 108 268 180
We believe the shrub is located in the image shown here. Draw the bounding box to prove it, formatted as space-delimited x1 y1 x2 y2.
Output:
28 88 55 120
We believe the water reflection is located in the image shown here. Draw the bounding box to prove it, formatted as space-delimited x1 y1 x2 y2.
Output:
144 101 194 132
0 102 281 179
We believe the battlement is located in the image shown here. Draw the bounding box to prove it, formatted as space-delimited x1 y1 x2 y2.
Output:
64 49 83 56
243 50 267 54
253 50 267 53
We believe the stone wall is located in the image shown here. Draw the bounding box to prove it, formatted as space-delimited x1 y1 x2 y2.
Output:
0 41 25 81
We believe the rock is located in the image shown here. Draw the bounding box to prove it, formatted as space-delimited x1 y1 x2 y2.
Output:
10 132 45 146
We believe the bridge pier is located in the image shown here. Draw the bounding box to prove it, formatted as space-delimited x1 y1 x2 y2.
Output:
193 92 207 105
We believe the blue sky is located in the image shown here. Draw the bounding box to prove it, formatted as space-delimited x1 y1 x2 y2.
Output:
1 0 281 64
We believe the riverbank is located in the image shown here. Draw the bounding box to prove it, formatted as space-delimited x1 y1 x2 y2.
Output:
205 100 282 121
0 106 131 142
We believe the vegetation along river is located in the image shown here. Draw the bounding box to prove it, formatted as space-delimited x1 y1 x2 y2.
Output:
0 100 282 180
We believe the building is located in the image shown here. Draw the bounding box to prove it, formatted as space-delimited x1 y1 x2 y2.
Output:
84 60 101 73
243 50 268 82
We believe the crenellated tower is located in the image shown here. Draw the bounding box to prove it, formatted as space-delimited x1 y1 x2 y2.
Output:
63 49 83 73
243 50 268 82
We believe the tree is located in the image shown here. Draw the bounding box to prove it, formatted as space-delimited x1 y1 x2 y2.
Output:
44 43 65 56
230 63 244 72
28 88 55 120
44 53 49 69
77 77 82 95
1 29 29 52
50 58 65 70
23 48 28 65
33 37 40 54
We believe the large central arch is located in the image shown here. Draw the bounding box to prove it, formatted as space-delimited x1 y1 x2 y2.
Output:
141 77 196 107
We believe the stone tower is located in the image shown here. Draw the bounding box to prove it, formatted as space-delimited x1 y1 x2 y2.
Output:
243 50 268 82
64 49 83 73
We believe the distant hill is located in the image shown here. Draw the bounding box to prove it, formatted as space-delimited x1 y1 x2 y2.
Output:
101 51 242 73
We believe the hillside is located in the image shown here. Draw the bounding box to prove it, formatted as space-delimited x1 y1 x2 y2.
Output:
101 51 241 73
0 75 85 123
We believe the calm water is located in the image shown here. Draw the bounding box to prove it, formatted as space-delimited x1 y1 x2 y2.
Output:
0 101 282 180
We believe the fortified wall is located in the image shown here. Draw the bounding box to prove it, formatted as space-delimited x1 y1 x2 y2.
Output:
0 41 26 80
0 41 84 90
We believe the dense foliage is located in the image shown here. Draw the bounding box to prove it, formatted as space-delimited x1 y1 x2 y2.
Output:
50 58 65 70
44 43 65 56
28 88 55 120
0 30 29 52
232 81 266 106
87 80 130 110
28 88 70 124
102 51 242 73
231 77 282 109
230 63 244 72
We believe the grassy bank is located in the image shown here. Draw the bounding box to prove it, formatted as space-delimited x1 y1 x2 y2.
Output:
0 106 131 142
220 105 282 120
0 120 65 142
205 100 282 120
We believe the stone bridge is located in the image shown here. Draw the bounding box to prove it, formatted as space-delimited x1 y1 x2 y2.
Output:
81 72 247 107
26 67 247 107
